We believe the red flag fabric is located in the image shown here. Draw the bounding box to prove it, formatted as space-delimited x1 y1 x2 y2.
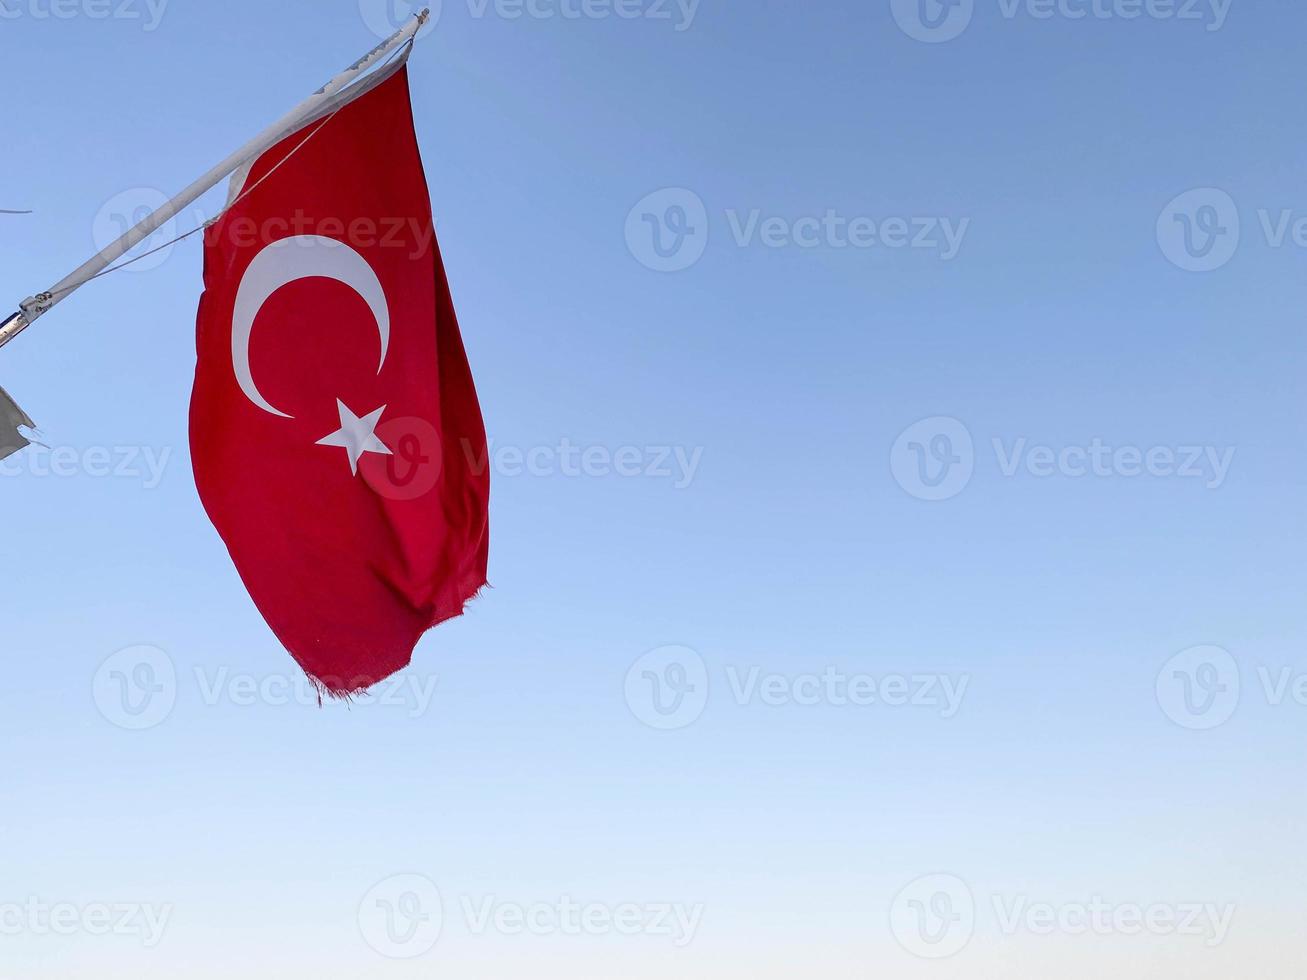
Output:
190 62 489 696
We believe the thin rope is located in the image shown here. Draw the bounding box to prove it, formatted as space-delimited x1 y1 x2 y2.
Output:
41 39 414 302
45 112 338 297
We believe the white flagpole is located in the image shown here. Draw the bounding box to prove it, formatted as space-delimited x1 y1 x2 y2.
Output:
0 8 429 351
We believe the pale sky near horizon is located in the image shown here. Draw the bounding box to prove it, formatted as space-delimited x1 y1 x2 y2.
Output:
3 0 1307 977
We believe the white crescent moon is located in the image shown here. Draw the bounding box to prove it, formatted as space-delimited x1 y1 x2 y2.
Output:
231 235 390 419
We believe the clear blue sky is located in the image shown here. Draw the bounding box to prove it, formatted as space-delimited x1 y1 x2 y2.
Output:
2 0 1305 976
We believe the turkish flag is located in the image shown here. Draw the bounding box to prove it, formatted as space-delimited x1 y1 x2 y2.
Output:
190 63 489 696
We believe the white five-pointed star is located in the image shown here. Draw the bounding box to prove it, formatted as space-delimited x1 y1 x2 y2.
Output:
316 400 393 475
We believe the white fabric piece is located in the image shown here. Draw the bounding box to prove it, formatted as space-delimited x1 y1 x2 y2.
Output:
0 384 34 461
